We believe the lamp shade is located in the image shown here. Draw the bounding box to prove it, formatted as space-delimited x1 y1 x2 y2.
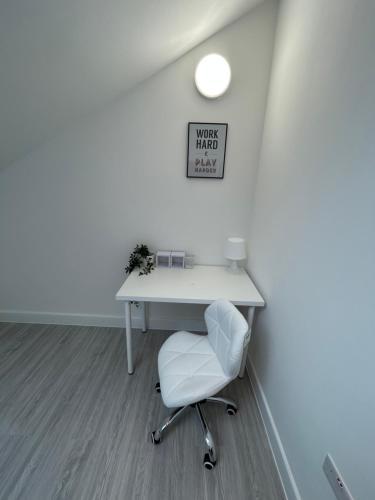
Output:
224 237 246 261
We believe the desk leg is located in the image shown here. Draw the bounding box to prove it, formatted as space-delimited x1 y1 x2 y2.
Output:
125 301 134 374
141 302 148 333
239 306 255 379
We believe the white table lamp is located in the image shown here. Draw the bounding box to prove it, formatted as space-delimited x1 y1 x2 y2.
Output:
225 237 246 272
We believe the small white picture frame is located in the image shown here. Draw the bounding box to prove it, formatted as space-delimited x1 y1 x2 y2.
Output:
171 251 185 268
156 251 171 267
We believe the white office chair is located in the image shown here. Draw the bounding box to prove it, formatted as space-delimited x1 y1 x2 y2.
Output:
151 298 249 469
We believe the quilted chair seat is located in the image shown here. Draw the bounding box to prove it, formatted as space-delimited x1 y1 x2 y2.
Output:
158 299 249 408
158 332 230 408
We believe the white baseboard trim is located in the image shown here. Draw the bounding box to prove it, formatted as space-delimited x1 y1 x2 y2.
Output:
247 359 302 500
0 310 206 332
142 317 206 332
0 310 123 327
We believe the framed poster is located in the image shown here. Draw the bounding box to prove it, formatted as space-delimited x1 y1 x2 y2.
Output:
187 122 228 179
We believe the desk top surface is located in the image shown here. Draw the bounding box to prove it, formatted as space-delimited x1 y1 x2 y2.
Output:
116 265 265 307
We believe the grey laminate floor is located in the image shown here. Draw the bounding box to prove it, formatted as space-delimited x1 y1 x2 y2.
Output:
0 322 285 500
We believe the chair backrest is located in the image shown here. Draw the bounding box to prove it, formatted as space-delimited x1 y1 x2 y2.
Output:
204 299 249 378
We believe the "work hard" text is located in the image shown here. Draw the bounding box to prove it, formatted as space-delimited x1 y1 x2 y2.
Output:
196 128 218 149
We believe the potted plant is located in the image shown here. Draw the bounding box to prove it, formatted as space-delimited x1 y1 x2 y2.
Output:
125 244 155 276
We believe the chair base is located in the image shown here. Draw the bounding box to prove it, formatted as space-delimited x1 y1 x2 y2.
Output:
151 394 238 469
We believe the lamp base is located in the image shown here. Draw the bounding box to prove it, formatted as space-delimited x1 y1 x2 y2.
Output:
228 260 241 274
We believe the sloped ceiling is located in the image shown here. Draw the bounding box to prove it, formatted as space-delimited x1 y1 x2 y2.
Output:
0 0 263 170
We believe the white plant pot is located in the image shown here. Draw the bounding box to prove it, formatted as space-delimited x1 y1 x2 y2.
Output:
146 254 155 265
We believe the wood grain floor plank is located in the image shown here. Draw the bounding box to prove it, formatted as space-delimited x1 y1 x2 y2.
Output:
0 324 285 500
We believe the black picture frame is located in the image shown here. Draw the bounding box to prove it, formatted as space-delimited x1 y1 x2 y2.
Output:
186 122 228 179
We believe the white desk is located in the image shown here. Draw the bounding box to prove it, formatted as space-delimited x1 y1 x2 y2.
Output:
115 265 265 376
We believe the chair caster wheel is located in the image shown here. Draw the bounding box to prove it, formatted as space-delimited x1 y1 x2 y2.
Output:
155 382 161 393
203 453 216 470
226 404 237 415
151 431 161 445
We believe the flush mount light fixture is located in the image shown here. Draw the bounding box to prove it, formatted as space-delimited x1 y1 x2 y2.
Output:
195 54 231 99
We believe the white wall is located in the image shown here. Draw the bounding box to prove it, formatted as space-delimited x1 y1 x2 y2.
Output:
0 1 278 328
249 1 375 499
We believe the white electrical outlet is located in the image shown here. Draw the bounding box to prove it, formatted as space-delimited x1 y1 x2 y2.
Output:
323 454 354 500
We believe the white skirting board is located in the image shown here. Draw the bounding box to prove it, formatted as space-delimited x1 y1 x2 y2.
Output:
0 310 206 332
247 359 302 500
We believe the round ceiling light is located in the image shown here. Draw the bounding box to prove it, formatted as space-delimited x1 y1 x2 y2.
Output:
194 54 231 99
